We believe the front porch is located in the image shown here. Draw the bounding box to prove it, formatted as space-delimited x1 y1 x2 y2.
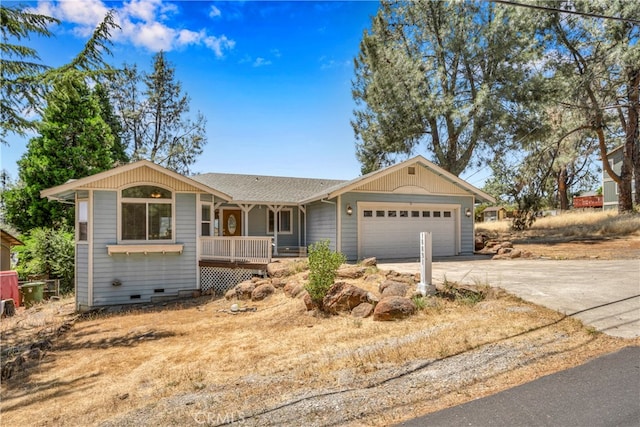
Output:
199 236 277 295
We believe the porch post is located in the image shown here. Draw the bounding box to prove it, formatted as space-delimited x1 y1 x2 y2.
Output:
268 205 283 256
238 204 255 236
299 205 307 248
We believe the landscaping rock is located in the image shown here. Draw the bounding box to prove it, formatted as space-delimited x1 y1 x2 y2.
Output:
322 282 369 314
235 281 256 300
336 265 367 279
302 291 318 311
283 280 304 298
373 297 417 321
224 288 236 300
267 262 291 278
271 277 286 289
381 281 409 298
361 257 377 267
352 302 374 318
366 292 379 304
251 284 275 301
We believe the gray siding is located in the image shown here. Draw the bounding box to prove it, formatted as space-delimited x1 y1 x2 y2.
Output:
91 191 198 306
306 200 337 251
75 243 89 307
339 192 475 261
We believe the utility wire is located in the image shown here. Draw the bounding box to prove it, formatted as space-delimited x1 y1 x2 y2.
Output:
491 0 640 25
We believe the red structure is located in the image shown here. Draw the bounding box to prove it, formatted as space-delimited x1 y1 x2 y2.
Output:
573 195 603 209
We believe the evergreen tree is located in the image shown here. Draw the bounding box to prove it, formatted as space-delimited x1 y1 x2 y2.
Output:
0 5 118 145
111 52 207 175
351 0 544 175
3 71 115 232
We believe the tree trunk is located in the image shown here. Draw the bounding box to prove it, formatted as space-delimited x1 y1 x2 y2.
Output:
557 166 569 211
621 67 639 212
626 67 639 206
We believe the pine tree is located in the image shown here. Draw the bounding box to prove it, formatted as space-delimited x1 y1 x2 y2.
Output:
111 52 207 175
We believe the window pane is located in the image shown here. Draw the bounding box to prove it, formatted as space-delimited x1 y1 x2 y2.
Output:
411 211 420 217
388 210 397 217
363 210 373 217
399 210 408 217
78 223 88 241
149 203 172 240
201 223 211 236
202 205 211 221
434 211 441 218
78 200 88 241
122 203 146 240
122 185 171 199
443 211 452 218
268 211 275 233
280 210 291 232
376 210 385 217
422 211 430 217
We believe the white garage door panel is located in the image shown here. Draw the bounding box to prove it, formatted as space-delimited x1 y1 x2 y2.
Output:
360 207 456 259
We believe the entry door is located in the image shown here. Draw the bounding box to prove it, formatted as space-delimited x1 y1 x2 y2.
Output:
222 209 242 236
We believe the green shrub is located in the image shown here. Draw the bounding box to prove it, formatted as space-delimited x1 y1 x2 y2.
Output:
14 227 75 293
304 240 346 306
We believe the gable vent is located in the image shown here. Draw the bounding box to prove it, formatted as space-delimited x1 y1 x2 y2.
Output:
408 167 416 175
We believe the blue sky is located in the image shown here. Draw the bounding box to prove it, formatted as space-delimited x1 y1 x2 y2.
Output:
2 0 488 186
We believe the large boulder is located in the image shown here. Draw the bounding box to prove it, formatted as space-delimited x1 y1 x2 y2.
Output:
322 282 369 314
251 284 275 301
352 302 374 318
380 281 409 298
373 297 417 321
302 291 318 311
235 281 256 300
336 265 367 279
267 261 291 278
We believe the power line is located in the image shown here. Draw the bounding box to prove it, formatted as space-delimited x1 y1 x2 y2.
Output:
491 0 640 25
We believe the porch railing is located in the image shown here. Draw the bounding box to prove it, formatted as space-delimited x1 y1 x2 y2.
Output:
200 236 273 264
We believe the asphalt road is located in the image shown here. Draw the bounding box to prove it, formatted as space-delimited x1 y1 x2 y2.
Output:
378 257 640 338
397 346 640 427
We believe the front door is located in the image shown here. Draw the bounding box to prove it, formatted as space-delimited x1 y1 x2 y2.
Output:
222 209 242 236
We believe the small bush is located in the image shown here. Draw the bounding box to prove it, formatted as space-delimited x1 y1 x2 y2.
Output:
304 240 346 306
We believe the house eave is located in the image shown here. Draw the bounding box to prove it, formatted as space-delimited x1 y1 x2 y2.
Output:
40 160 233 201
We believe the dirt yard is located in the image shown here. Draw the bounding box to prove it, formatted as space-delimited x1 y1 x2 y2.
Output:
514 235 640 260
1 237 638 427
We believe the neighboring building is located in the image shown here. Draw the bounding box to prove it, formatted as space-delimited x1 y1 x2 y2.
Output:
603 145 635 211
573 192 603 209
481 206 506 222
41 155 495 311
1 229 23 271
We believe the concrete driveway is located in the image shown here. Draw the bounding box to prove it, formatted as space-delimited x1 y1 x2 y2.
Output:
379 256 640 339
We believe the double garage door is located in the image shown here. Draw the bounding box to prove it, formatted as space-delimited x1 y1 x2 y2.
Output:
359 203 458 259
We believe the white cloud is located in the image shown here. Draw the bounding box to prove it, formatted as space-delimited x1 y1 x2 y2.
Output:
204 35 235 58
34 0 235 56
253 57 272 67
209 5 221 18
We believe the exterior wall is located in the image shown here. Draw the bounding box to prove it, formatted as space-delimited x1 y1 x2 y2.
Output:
339 192 475 261
89 191 198 307
245 205 300 247
306 200 337 251
1 240 10 271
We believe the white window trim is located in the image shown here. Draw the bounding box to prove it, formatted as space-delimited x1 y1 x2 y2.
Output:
267 207 293 235
117 184 176 244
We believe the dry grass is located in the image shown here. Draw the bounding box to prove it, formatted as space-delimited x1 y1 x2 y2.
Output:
477 210 640 239
1 272 636 426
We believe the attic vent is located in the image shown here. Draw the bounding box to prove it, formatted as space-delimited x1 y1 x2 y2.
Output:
408 167 416 175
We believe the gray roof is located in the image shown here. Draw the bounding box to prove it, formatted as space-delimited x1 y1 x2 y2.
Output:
192 173 347 204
